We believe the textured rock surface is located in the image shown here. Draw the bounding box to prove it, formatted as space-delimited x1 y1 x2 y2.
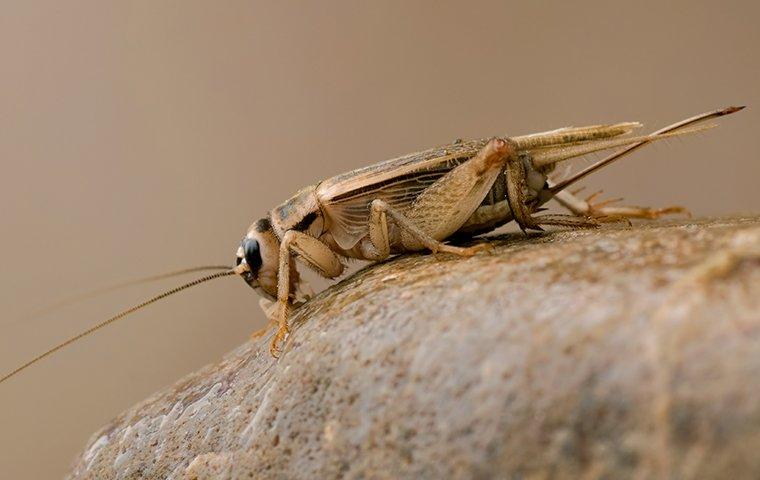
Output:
69 217 760 479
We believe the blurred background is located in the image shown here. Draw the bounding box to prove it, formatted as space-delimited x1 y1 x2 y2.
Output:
0 1 757 477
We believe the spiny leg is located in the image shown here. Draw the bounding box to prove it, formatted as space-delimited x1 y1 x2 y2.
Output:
552 188 689 222
507 107 741 230
510 119 717 228
505 153 540 231
505 153 600 231
505 136 686 231
270 230 345 356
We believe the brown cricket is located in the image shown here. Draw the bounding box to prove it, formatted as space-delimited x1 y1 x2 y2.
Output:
0 106 743 383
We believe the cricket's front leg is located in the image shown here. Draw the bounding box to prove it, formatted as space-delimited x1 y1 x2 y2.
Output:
552 189 689 222
270 230 345 356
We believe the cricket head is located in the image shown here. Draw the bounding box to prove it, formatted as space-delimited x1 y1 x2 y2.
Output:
234 217 280 300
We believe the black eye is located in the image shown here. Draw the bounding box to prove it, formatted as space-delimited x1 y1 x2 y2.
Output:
243 238 262 272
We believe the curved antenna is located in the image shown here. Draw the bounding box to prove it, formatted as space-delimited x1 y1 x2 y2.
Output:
11 265 232 327
549 106 745 194
1 269 236 385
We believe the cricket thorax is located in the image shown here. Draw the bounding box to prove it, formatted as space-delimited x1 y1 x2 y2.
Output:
270 185 325 239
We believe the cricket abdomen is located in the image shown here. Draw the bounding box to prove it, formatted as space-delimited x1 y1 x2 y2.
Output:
457 198 516 237
453 167 516 237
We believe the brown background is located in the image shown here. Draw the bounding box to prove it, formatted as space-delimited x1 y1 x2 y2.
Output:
0 1 757 478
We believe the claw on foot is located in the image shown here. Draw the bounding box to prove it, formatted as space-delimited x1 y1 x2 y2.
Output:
583 190 689 221
635 205 691 220
438 241 494 257
598 205 690 221
269 324 290 357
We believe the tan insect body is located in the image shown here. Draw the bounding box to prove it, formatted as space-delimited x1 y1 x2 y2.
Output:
232 107 743 356
0 106 744 382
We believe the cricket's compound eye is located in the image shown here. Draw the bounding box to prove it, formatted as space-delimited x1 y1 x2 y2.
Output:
242 238 263 272
236 218 279 297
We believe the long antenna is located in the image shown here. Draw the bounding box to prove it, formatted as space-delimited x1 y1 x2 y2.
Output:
549 106 745 194
1 269 236 385
11 265 232 327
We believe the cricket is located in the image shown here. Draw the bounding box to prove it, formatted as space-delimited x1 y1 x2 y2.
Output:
0 106 744 384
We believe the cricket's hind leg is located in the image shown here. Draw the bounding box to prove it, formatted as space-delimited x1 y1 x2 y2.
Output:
552 188 689 223
365 137 514 258
367 199 494 258
505 154 601 231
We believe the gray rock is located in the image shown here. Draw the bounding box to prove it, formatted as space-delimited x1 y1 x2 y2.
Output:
69 217 760 479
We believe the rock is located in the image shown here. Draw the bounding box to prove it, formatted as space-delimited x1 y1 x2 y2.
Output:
68 217 760 479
